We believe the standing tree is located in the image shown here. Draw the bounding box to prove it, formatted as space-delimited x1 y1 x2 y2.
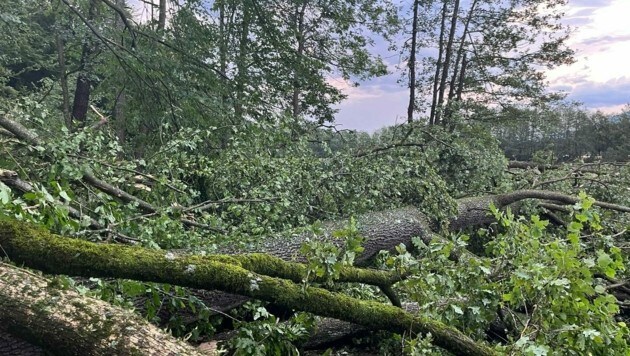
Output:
403 0 574 126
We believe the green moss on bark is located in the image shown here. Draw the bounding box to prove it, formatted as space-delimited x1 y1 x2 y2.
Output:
0 218 495 356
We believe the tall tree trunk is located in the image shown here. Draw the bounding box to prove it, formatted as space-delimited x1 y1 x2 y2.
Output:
71 0 97 128
114 0 127 146
447 0 477 103
234 4 251 117
56 34 71 131
436 0 460 126
218 0 227 77
455 53 466 101
429 1 448 125
158 0 166 30
114 86 126 144
407 0 419 124
291 1 308 118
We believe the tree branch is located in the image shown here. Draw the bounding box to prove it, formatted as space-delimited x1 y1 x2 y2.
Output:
0 115 221 232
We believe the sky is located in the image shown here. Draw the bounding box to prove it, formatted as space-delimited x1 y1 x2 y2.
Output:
332 0 630 132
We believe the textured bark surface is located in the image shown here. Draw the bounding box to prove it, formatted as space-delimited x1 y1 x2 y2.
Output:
0 328 45 356
245 207 434 266
0 263 204 356
304 303 421 350
507 161 560 171
0 219 495 356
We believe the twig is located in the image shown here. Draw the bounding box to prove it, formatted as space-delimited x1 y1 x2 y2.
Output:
89 105 109 130
71 154 186 194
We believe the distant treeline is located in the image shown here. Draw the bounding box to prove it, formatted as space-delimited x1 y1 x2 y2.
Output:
493 105 630 162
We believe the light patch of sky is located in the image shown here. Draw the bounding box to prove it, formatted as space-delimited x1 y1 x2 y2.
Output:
544 0 630 112
127 0 155 23
328 76 409 132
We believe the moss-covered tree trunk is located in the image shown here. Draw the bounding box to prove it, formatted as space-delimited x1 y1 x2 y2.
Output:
0 219 495 356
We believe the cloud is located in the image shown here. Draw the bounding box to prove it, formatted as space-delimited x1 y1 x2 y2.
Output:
580 34 630 46
548 0 630 83
328 77 408 132
568 76 630 109
568 0 615 7
563 16 592 27
563 7 597 27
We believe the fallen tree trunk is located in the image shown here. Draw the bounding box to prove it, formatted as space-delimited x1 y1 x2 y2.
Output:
507 161 559 171
0 262 206 356
2 188 628 351
448 189 630 231
0 218 495 356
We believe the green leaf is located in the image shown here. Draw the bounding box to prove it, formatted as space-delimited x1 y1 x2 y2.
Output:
451 305 464 315
0 185 10 204
59 190 71 202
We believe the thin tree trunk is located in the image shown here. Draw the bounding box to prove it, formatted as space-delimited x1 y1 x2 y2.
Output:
291 1 308 118
429 1 448 125
436 0 460 126
234 4 251 117
158 0 166 30
72 67 91 128
114 0 127 146
56 34 71 131
114 86 126 144
447 0 477 102
219 0 227 77
455 53 466 101
407 0 419 124
71 0 97 128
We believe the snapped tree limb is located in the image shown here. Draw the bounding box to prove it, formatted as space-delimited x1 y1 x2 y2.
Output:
0 168 138 243
0 115 221 232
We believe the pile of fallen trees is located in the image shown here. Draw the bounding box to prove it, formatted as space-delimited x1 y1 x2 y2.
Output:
2 191 629 355
1 114 630 355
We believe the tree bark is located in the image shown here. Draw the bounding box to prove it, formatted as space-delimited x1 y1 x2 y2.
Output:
113 0 128 146
291 1 308 118
0 219 495 356
55 34 72 130
0 262 206 356
429 1 448 125
444 0 476 122
234 4 251 117
158 0 167 30
435 0 460 126
407 0 419 123
71 0 98 128
0 327 45 356
507 160 560 171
